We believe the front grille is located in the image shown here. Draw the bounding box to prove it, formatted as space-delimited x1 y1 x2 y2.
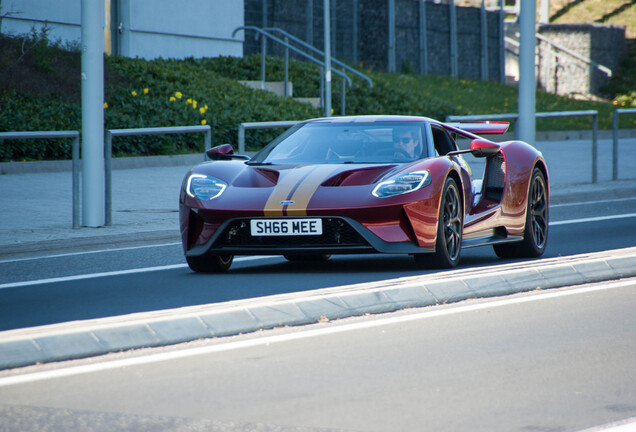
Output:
213 217 369 248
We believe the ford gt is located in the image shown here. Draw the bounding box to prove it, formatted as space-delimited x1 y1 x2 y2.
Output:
179 115 549 272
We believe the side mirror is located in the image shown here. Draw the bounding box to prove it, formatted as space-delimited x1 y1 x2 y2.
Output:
469 139 501 158
206 144 250 161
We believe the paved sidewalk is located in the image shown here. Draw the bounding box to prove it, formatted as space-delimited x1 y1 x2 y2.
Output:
1 137 635 258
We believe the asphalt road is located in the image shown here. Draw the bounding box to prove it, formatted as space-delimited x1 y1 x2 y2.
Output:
1 280 634 432
0 197 635 331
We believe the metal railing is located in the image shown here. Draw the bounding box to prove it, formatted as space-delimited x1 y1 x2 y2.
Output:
232 26 357 116
0 131 81 228
612 108 636 181
446 110 599 183
238 121 301 154
264 27 373 88
104 125 211 226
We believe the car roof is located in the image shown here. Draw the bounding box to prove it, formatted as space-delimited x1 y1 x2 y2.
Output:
302 115 437 125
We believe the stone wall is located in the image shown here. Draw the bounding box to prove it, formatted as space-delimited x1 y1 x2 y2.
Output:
244 0 503 82
537 23 625 98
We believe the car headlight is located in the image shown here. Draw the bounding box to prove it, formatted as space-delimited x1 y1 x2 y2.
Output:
372 170 431 198
186 174 227 200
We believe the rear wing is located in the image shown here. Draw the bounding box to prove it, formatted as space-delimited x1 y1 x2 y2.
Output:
445 121 509 135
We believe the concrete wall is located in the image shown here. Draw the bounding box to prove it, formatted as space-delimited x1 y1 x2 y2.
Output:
0 0 244 59
537 23 625 98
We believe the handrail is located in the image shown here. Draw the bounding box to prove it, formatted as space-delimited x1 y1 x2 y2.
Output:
535 33 612 77
0 131 81 228
504 32 612 78
264 27 373 88
104 125 211 226
446 110 599 183
232 26 352 87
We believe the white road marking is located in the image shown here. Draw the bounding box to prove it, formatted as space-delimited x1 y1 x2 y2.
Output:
551 197 636 208
0 279 633 387
549 213 636 226
0 256 277 290
0 242 182 264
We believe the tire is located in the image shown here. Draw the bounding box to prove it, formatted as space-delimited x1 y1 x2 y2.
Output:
493 167 548 259
186 254 233 273
414 177 463 269
283 254 331 262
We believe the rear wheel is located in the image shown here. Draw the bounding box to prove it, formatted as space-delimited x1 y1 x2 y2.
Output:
414 177 463 269
186 254 233 273
493 167 548 259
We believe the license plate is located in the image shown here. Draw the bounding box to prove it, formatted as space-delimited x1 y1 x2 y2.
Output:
250 219 323 236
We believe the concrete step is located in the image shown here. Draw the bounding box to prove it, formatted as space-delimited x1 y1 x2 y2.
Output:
293 97 321 108
238 80 293 97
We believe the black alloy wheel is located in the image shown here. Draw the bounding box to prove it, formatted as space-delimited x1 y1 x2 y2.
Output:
494 167 549 258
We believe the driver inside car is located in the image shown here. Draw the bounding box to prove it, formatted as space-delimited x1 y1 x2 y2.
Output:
393 128 421 160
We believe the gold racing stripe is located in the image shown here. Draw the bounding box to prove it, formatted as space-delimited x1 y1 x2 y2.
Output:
264 166 314 216
286 165 339 216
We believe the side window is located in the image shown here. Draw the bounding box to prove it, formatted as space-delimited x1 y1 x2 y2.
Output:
431 126 457 156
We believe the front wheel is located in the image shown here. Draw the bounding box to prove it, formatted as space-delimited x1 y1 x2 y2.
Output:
186 254 233 273
414 177 463 269
494 167 549 259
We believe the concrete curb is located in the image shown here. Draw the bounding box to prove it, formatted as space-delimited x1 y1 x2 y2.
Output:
1 247 635 370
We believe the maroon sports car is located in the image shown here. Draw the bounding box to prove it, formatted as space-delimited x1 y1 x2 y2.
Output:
179 115 549 272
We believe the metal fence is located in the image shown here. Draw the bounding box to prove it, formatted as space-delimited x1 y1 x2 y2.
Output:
447 110 599 183
238 120 300 154
0 131 81 228
105 125 211 226
612 108 636 181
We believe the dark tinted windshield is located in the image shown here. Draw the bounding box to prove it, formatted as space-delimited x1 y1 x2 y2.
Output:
249 122 428 165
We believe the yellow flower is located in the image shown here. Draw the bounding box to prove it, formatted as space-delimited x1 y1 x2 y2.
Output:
175 91 183 99
192 100 198 109
103 102 109 109
622 101 626 106
201 119 207 125
131 90 137 96
186 98 192 104
199 107 206 114
204 105 208 110
143 88 149 94
613 100 618 105
169 96 176 102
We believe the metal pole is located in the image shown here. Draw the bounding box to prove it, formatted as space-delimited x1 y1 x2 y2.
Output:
105 131 112 226
324 0 332 117
352 0 358 64
204 127 211 154
307 0 313 45
612 109 618 180
341 73 345 116
517 0 536 146
81 0 105 227
72 135 80 229
499 0 505 84
238 123 246 154
284 37 289 98
449 0 457 77
419 0 427 75
480 0 488 81
388 0 395 73
592 112 598 184
261 0 267 88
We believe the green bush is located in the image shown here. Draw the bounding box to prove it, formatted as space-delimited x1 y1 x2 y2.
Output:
1 35 635 162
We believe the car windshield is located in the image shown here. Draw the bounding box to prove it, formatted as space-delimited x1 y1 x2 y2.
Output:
249 122 428 165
